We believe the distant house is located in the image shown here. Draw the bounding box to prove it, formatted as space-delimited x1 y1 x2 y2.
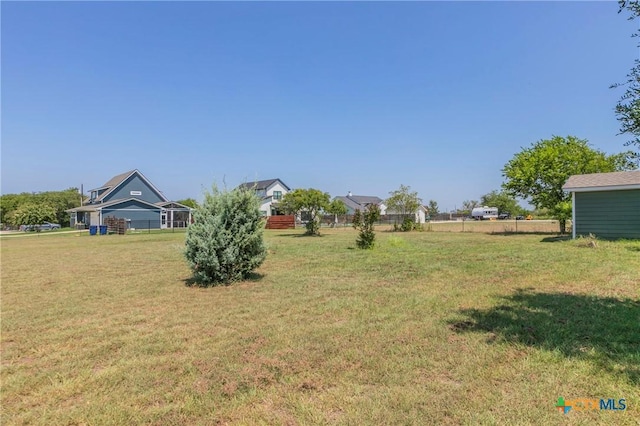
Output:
237 179 291 216
385 204 428 224
67 170 192 230
333 192 387 215
562 170 640 239
334 192 428 223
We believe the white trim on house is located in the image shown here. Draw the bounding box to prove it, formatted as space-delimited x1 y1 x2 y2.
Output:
571 192 576 239
565 184 640 193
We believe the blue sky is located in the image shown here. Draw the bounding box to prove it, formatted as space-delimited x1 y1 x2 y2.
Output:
1 1 636 212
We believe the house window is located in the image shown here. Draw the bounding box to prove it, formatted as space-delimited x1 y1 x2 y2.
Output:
273 191 282 200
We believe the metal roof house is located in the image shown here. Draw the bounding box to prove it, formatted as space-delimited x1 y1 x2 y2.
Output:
562 170 640 239
67 170 192 230
236 179 291 216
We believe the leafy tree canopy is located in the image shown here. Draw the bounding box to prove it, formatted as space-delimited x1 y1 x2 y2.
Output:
280 188 331 235
427 200 439 217
12 203 57 229
613 0 640 162
0 188 81 226
327 199 348 216
502 135 634 232
177 198 199 208
386 185 422 216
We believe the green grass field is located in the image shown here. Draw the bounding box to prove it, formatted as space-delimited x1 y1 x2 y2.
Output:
1 229 639 424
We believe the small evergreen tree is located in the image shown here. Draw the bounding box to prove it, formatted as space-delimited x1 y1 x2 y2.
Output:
185 186 266 286
352 204 380 249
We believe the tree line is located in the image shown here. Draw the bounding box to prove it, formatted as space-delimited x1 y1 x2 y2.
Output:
0 188 82 228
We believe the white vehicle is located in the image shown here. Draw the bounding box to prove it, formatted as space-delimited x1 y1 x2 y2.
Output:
471 206 498 220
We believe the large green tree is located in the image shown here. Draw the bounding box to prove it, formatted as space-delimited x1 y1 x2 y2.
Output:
502 135 634 233
280 188 331 236
386 185 422 217
12 203 57 230
613 0 640 162
0 188 81 227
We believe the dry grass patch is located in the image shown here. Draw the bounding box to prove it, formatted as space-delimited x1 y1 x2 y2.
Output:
2 229 639 424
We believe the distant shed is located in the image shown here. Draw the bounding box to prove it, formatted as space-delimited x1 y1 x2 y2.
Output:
562 171 640 239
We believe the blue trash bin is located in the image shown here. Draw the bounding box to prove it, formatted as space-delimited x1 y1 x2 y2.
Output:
99 225 108 235
89 225 98 235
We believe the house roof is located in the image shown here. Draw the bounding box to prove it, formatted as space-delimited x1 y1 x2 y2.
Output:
67 198 163 212
155 201 192 209
237 178 290 192
563 170 640 192
334 195 384 211
89 169 168 203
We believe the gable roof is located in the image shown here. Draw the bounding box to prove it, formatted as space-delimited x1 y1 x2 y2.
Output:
155 201 193 209
89 169 168 203
237 178 290 192
67 197 163 213
563 170 640 192
334 194 385 211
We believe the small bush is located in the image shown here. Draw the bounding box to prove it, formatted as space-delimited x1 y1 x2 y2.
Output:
185 186 267 286
575 233 598 249
353 204 381 249
393 216 423 232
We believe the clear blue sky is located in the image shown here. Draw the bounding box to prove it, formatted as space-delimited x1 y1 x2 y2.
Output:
1 1 636 212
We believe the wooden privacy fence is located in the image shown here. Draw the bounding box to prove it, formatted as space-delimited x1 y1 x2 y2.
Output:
266 215 296 230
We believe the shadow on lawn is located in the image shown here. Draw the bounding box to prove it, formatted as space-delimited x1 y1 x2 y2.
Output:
487 231 568 238
183 272 264 287
539 235 572 243
450 289 640 384
275 233 323 238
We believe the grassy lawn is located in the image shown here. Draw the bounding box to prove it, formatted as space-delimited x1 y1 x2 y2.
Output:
1 229 639 424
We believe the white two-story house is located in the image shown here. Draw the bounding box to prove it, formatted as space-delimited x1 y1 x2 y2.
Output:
237 179 291 216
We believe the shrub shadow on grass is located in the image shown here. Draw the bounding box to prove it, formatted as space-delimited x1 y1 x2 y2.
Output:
449 289 640 384
275 233 323 238
183 272 265 287
539 235 572 243
487 231 567 237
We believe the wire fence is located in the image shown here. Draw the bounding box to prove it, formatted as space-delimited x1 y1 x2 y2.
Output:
313 215 565 234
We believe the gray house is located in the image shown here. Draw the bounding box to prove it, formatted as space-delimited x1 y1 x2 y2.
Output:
333 193 387 215
67 170 192 230
562 170 640 239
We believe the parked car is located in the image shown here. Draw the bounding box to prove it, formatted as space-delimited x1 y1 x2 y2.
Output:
40 222 61 230
515 215 525 220
22 222 61 231
498 213 511 220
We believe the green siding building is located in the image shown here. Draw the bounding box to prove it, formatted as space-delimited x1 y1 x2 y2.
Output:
563 171 640 239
